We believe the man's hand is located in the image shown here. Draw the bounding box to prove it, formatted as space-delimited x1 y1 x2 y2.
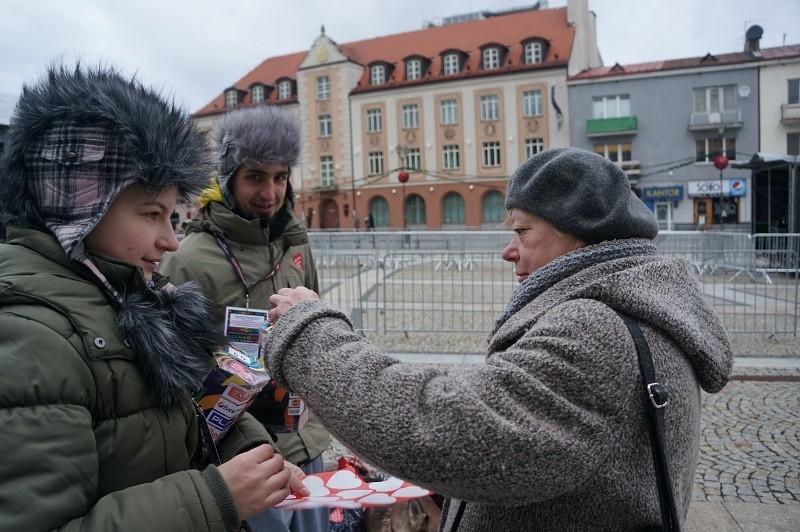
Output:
268 287 320 323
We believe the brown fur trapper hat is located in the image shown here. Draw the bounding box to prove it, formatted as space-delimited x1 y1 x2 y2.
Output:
505 148 658 244
213 105 301 209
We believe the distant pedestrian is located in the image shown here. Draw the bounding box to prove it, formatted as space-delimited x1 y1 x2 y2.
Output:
364 213 375 231
265 148 734 531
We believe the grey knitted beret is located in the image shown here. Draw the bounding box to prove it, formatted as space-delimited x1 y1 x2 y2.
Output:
505 148 658 244
213 106 301 208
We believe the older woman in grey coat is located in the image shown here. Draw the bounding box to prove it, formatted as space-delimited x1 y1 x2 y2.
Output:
265 148 733 531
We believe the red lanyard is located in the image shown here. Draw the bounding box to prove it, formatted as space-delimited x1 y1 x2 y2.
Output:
212 233 286 308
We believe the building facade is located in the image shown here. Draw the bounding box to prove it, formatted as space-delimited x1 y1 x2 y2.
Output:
568 29 800 232
193 0 601 230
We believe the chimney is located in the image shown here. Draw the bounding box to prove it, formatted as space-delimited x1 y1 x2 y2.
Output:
745 25 763 55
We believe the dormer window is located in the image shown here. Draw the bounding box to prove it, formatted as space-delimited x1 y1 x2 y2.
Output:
523 40 545 64
224 89 240 108
371 65 386 85
251 85 265 104
406 58 422 80
482 47 500 70
277 80 293 100
443 53 460 75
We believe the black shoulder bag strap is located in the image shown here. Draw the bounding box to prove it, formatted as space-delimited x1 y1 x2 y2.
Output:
616 311 681 532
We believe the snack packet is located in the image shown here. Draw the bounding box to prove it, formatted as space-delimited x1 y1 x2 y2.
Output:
193 345 271 443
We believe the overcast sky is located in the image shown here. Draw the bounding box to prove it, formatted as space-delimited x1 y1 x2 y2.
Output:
1 0 797 119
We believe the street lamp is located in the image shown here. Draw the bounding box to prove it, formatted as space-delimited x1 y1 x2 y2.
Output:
713 131 729 227
398 170 409 229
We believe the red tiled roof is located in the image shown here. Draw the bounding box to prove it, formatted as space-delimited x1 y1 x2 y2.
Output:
570 44 800 81
194 5 573 117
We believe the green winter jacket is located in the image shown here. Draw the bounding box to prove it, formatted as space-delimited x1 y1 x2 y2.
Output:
159 201 330 465
0 228 272 531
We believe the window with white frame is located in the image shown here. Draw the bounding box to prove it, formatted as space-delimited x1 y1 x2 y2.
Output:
443 53 460 75
366 108 382 132
320 156 334 187
695 137 736 162
278 80 292 100
406 59 422 80
404 148 421 171
402 103 419 129
524 138 544 159
370 65 385 85
368 151 384 176
251 85 265 104
522 89 543 117
522 89 542 117
524 41 543 64
482 141 501 167
483 48 500 70
788 78 800 105
594 143 632 162
442 145 460 170
693 85 736 113
480 95 499 121
317 115 332 137
316 76 330 100
225 89 239 108
440 99 458 125
592 94 631 118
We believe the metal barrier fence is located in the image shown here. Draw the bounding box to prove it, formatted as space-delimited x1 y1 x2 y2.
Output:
313 232 799 350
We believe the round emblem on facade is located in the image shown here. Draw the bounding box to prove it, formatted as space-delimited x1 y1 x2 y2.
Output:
484 123 496 136
526 119 540 133
444 128 456 140
369 135 380 147
320 140 330 152
319 101 328 112
405 130 417 143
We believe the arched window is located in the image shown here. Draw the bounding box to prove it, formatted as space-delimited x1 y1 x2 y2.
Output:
369 196 389 226
482 191 505 223
405 194 426 225
442 192 465 224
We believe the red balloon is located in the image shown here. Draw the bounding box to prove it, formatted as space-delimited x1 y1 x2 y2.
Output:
398 170 410 183
713 154 729 170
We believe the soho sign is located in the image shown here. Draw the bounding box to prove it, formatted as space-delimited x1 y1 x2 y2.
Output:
688 179 746 197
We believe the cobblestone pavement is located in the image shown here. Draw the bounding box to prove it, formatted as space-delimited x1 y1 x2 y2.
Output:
693 380 800 505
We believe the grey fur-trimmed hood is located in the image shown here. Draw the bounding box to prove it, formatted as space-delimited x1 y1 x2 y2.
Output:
0 62 211 231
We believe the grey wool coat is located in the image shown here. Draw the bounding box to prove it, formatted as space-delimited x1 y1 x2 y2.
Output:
265 240 733 531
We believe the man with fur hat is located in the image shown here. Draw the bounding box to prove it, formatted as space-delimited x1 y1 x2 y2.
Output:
0 63 306 530
159 105 330 532
263 148 734 530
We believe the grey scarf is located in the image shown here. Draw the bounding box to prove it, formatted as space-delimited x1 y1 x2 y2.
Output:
493 239 658 334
